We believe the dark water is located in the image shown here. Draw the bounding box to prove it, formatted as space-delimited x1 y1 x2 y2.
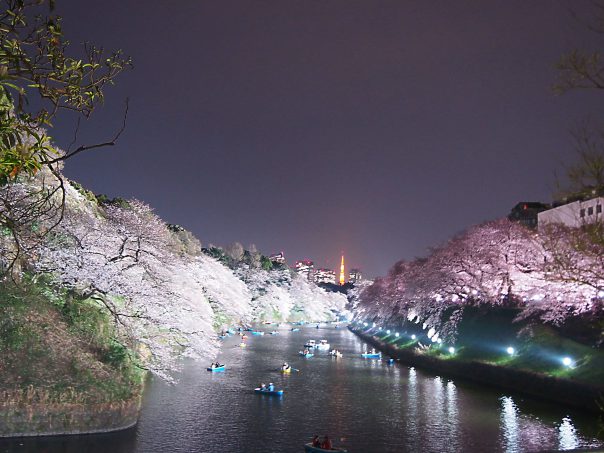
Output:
1 325 603 453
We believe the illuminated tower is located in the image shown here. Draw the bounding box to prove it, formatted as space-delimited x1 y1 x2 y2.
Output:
339 254 345 285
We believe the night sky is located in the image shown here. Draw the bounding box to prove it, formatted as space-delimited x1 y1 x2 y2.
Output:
53 1 603 277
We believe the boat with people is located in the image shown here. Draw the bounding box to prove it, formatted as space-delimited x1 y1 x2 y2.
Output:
304 443 347 453
299 350 314 358
207 363 226 372
329 349 343 358
270 331 279 335
304 339 316 348
280 362 292 373
316 339 330 350
255 383 283 397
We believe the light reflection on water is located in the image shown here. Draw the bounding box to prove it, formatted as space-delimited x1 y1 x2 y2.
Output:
501 396 520 453
559 416 579 451
0 326 602 453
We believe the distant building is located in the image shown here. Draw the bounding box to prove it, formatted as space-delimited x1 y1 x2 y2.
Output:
538 196 603 230
269 252 286 264
508 202 550 229
349 268 362 284
314 268 336 284
294 260 314 281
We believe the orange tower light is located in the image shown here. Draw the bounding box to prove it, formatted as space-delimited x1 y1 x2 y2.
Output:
339 254 345 285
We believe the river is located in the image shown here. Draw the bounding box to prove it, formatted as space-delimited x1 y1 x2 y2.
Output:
1 324 602 452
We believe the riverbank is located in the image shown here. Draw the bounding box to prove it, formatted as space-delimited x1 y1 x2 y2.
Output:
349 326 604 413
0 395 141 438
0 278 145 438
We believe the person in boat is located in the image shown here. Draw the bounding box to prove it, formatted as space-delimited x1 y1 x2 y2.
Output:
321 435 332 450
282 362 290 371
260 383 266 391
311 435 320 447
303 348 310 355
268 382 274 391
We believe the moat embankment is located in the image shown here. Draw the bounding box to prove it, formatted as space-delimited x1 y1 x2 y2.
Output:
350 326 604 413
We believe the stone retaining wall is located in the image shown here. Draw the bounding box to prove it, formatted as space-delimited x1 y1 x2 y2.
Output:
351 327 603 413
0 395 141 438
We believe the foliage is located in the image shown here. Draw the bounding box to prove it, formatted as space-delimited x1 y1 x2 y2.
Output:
0 0 131 183
0 276 143 404
0 0 130 277
354 219 603 346
554 4 604 198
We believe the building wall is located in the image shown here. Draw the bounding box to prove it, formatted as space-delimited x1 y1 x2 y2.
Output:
538 197 603 230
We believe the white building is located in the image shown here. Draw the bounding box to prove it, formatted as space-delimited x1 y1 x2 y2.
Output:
294 260 314 281
269 252 286 264
314 268 336 284
538 196 603 230
349 268 362 284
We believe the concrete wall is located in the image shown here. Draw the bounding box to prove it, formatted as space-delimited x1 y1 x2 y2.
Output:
0 395 142 438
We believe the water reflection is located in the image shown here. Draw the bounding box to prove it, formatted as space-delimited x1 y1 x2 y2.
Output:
500 396 520 453
445 380 459 449
559 416 579 451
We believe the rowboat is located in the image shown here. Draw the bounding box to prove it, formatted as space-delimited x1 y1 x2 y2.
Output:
280 367 292 374
254 388 284 396
270 331 279 335
251 331 265 336
361 353 381 358
291 328 300 332
304 443 347 452
207 365 225 372
315 339 330 350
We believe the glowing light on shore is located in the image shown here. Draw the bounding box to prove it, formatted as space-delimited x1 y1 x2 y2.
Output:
411 334 416 340
506 347 515 356
395 332 399 337
386 330 391 334
448 347 455 354
562 357 573 367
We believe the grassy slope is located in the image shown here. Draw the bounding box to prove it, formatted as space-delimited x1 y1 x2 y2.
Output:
376 321 604 388
0 277 145 405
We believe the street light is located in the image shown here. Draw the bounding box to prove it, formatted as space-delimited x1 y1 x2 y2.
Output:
411 334 416 340
386 330 391 335
506 347 515 356
448 347 455 354
395 332 400 337
562 357 573 367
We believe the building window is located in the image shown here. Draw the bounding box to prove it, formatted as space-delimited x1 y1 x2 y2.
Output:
588 206 594 216
597 204 602 214
580 208 586 218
